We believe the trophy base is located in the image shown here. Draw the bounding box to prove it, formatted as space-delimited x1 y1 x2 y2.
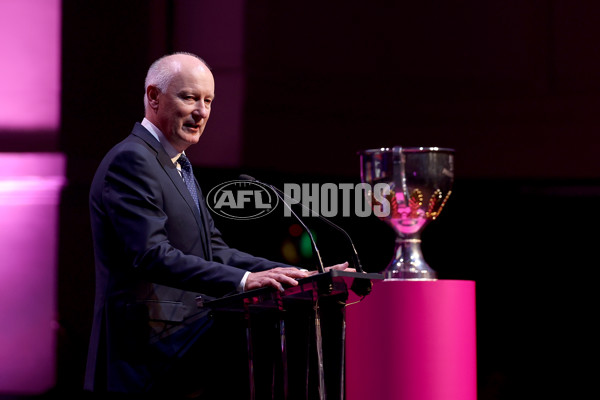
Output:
383 264 438 281
384 239 438 281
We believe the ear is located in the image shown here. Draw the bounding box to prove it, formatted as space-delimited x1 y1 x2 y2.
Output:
146 85 161 110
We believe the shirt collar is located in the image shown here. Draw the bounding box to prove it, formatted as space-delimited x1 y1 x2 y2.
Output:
141 118 182 164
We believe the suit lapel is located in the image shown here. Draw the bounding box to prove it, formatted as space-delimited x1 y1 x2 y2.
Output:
191 173 213 260
131 123 212 259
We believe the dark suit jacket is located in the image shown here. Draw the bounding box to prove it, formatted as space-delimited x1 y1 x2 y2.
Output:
84 123 292 393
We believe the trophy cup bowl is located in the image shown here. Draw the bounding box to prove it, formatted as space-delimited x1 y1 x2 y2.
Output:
359 147 454 280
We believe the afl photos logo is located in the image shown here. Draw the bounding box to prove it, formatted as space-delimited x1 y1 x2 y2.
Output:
206 180 280 220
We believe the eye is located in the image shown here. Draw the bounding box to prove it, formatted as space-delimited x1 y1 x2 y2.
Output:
179 93 196 101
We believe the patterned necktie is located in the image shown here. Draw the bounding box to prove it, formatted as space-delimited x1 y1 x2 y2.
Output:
177 154 200 211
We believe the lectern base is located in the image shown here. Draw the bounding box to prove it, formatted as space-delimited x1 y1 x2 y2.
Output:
206 270 382 400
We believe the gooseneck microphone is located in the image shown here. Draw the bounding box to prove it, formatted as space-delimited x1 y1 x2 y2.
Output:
239 174 325 274
238 174 365 274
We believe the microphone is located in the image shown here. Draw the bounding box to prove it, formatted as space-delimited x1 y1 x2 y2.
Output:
240 174 325 274
238 174 365 274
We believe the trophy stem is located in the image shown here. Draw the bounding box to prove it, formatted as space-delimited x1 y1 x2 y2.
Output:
385 237 437 281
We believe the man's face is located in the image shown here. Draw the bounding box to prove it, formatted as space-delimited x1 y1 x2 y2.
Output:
153 62 215 152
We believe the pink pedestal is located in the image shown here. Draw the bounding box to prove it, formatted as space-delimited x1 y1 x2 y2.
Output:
345 280 477 400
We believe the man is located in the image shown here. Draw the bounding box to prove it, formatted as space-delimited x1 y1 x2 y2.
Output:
84 52 350 398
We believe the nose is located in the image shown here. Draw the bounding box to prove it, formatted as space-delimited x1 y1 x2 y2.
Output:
193 102 210 119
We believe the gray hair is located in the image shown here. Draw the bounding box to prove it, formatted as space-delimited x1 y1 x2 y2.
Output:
143 52 210 110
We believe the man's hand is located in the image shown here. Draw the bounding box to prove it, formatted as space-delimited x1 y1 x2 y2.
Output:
245 262 356 292
245 267 310 292
307 261 355 276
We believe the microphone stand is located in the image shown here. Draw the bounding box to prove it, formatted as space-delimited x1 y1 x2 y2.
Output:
239 174 364 274
272 186 325 274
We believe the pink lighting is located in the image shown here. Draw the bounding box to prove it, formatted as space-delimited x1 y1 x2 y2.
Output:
0 0 61 131
0 153 66 395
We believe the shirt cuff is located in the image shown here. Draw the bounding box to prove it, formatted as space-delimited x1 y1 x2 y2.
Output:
238 271 251 292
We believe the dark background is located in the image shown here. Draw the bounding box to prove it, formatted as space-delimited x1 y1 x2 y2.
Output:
10 1 600 399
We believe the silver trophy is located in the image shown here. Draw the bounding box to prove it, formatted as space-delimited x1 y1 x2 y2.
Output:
359 147 454 280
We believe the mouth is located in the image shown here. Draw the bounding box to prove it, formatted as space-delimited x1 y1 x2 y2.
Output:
183 122 201 132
